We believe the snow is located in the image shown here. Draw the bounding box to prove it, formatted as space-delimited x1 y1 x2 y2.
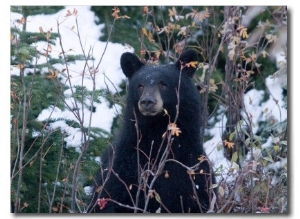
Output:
203 56 287 184
11 6 132 148
204 110 231 169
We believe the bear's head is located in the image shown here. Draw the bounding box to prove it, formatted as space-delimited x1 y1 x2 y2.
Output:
120 50 198 117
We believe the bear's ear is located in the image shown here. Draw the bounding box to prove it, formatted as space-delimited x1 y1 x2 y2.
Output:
120 52 144 78
176 50 198 77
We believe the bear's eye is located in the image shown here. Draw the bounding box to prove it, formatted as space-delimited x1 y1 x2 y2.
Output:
159 81 167 89
138 84 144 91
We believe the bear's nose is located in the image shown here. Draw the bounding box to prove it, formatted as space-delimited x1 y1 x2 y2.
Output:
140 96 156 109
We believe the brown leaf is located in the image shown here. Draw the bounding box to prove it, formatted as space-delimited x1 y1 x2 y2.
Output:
46 69 58 79
186 61 198 68
39 26 44 34
122 15 131 19
149 190 154 199
197 155 205 162
48 44 52 52
111 7 120 19
19 17 26 24
223 140 234 149
164 171 169 178
143 6 148 14
16 64 24 69
168 123 181 136
73 8 78 16
96 186 103 193
187 170 195 175
228 49 235 61
46 31 51 41
66 10 72 17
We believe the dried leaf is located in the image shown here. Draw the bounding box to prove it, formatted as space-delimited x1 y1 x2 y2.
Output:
265 34 274 43
168 123 181 136
149 190 154 199
187 170 195 175
186 8 210 23
66 10 72 17
239 27 249 39
250 52 257 62
228 49 235 61
223 140 234 149
39 26 44 34
143 6 149 14
46 31 51 41
141 27 154 43
197 155 205 162
209 79 218 92
210 184 218 189
73 8 78 16
12 117 18 124
164 171 169 178
231 36 240 45
16 64 24 69
186 61 198 68
163 109 168 115
46 69 58 79
95 186 103 193
112 7 120 19
261 50 269 58
218 186 224 197
18 17 26 24
48 44 52 52
122 15 131 19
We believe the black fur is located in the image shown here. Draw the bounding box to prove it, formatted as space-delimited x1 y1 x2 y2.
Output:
87 50 215 213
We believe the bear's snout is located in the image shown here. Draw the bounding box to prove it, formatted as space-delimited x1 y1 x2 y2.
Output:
140 96 156 110
138 89 163 116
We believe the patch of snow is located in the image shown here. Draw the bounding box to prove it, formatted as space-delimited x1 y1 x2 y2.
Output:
11 6 133 150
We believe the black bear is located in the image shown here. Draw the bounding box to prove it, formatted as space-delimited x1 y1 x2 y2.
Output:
87 50 216 213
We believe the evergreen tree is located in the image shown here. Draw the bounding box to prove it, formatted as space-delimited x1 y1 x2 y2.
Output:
10 6 111 213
